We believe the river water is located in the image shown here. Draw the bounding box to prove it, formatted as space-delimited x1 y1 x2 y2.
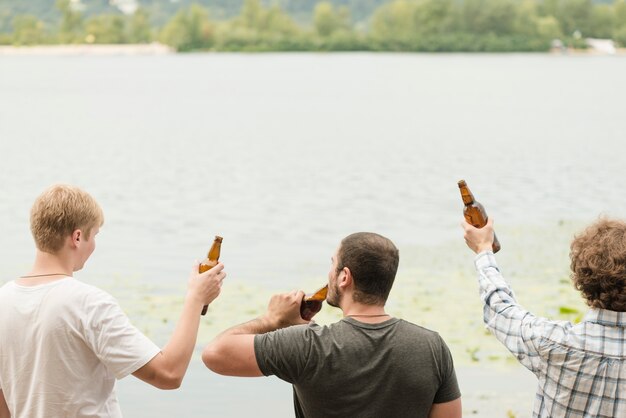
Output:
1 52 625 417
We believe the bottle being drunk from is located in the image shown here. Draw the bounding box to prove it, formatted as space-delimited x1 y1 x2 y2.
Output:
199 235 223 315
458 180 501 253
300 285 328 321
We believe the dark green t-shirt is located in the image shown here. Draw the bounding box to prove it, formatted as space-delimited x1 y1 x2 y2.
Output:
254 317 460 418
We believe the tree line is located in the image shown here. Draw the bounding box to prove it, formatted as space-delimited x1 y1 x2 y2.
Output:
2 0 626 52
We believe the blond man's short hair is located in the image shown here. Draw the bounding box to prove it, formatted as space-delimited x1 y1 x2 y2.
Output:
30 184 104 253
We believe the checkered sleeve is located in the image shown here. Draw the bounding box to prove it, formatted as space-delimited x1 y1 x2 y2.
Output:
475 251 556 374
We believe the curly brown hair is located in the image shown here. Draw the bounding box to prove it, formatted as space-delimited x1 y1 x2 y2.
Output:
570 218 626 312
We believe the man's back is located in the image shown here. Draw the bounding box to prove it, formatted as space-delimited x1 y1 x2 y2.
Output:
0 278 159 418
526 310 626 417
472 250 626 418
254 317 460 418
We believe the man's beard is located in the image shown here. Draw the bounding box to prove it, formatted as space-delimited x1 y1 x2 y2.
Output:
326 280 341 308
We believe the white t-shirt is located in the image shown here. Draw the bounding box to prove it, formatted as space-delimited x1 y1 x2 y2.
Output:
0 278 161 418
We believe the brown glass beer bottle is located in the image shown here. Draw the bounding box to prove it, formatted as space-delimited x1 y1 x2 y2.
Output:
458 180 501 253
300 285 328 321
199 235 223 315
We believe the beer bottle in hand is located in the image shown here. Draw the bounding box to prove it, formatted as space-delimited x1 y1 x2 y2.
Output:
300 285 328 321
458 180 501 253
199 235 223 315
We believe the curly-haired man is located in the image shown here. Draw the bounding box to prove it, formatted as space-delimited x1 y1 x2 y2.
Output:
463 217 626 418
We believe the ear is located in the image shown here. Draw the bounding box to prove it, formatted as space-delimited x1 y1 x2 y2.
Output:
71 229 82 248
338 267 352 289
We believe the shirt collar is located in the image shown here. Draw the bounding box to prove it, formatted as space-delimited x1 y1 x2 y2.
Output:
584 309 626 327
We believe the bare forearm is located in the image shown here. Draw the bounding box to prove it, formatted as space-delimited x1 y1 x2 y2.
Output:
160 294 204 378
203 291 307 377
133 266 225 389
203 316 274 377
216 315 278 339
0 390 9 418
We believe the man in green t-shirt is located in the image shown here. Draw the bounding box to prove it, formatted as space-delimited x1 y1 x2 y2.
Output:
202 232 461 418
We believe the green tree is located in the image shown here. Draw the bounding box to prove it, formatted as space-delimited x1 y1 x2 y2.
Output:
85 14 127 44
413 0 456 35
234 0 298 35
513 0 540 36
555 0 594 36
263 5 299 36
614 25 626 45
216 0 300 51
370 0 416 40
538 0 560 18
56 0 84 43
160 4 214 51
129 7 152 43
616 0 626 24
11 15 46 45
614 0 626 45
588 4 615 38
314 2 351 37
535 15 563 39
241 0 263 29
461 0 518 35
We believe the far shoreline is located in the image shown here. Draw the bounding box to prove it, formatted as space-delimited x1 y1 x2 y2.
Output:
0 43 174 56
1 43 625 56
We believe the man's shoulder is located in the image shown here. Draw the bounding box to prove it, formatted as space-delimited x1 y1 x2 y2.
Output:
53 279 116 307
264 321 341 344
0 280 14 291
329 318 444 342
59 278 110 295
394 319 445 342
0 280 15 300
0 278 110 300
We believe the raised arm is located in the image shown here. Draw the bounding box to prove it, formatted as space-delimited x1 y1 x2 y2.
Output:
133 262 226 389
463 219 562 373
202 290 308 377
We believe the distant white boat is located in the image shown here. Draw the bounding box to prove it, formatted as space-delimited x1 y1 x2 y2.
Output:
585 38 617 55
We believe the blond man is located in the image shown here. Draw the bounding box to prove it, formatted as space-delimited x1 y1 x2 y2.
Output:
0 184 226 418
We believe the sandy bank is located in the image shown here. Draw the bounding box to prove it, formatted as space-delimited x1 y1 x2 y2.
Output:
0 43 173 56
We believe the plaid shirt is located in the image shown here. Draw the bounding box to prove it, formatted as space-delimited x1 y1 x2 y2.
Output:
475 251 626 418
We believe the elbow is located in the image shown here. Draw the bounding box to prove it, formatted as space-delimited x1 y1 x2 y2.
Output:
158 375 183 390
202 343 227 375
154 370 184 390
164 376 183 390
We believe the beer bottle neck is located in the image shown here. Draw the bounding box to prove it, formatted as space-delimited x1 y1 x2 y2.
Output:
208 244 220 260
460 186 475 205
207 236 223 261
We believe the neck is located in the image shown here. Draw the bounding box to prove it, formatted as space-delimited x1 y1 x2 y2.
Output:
342 302 389 323
21 250 74 283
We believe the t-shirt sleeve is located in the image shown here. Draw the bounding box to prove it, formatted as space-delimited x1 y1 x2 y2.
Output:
254 324 314 384
433 334 461 404
82 289 161 380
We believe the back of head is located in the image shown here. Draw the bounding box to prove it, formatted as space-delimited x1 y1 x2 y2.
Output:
570 218 626 312
30 184 104 253
337 232 399 305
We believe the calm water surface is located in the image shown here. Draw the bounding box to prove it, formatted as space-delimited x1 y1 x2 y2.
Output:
0 53 625 417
